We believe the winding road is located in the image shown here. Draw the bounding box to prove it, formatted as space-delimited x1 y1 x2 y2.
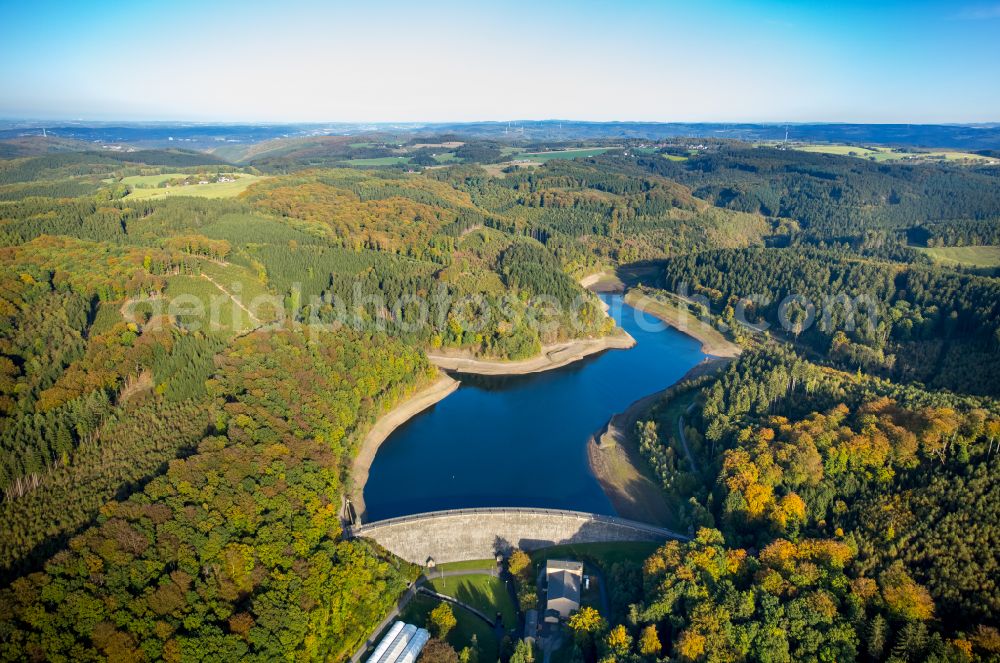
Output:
677 401 699 474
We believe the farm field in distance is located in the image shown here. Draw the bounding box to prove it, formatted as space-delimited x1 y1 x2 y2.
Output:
916 244 1000 268
512 147 610 162
786 142 997 164
339 153 457 166
123 172 265 199
338 156 411 166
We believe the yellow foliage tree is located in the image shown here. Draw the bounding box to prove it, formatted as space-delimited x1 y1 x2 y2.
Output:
675 628 706 661
638 625 661 656
880 564 934 622
567 606 606 639
507 549 531 578
605 625 631 655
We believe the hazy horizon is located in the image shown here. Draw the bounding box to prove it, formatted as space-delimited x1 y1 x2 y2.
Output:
3 0 1000 124
3 118 1000 127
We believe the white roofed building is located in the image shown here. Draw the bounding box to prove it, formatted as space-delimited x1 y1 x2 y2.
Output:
367 621 430 663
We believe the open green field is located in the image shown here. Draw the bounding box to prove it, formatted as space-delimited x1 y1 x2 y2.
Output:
339 156 411 166
916 245 1000 268
120 172 188 187
795 144 888 158
435 559 497 572
125 173 265 200
529 541 661 571
400 594 499 656
163 261 276 335
791 143 995 164
513 147 610 162
426 573 517 628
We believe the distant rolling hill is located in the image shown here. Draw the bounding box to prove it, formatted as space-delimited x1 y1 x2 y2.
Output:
3 121 1000 153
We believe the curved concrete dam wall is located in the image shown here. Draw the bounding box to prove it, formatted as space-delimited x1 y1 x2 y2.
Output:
350 507 689 564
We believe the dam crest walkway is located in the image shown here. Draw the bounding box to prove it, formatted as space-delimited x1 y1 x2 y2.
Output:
349 507 689 564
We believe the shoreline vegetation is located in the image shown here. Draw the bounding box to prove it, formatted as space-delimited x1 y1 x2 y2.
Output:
623 288 741 358
426 276 635 375
350 269 741 527
586 356 733 525
586 275 741 524
426 331 635 375
349 373 461 521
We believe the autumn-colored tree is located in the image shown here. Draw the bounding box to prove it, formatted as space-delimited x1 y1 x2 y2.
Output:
517 584 537 612
880 564 935 622
675 628 706 661
420 639 459 663
638 625 661 657
568 606 606 641
971 625 1000 654
429 602 458 639
605 624 632 656
509 639 536 663
507 549 531 578
458 636 479 663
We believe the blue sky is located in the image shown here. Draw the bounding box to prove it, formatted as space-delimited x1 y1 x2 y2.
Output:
1 0 998 122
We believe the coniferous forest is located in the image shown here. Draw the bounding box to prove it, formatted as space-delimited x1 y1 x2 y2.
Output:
0 132 998 662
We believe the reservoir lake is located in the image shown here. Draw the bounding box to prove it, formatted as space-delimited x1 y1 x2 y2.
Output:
363 294 707 520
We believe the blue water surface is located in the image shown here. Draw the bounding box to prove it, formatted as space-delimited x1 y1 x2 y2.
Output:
363 294 706 520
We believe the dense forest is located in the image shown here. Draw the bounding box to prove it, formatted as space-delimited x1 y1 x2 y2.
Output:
0 328 430 660
0 134 997 662
632 346 999 661
656 247 1000 395
637 146 1000 241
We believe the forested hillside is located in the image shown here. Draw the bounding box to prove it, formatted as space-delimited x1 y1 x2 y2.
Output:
0 134 998 662
639 146 1000 241
657 247 1000 394
631 347 999 661
0 328 430 660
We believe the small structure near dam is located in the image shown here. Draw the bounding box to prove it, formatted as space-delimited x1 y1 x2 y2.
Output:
348 507 687 564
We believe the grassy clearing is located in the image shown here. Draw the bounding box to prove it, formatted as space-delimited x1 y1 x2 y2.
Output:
120 173 188 187
339 156 411 166
435 559 498 572
916 245 1000 268
426 573 516 627
791 143 996 164
513 148 610 162
125 173 265 200
529 541 661 571
163 261 276 335
400 594 499 656
795 144 887 158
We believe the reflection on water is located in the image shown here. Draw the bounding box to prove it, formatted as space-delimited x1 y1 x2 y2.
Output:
363 294 706 520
